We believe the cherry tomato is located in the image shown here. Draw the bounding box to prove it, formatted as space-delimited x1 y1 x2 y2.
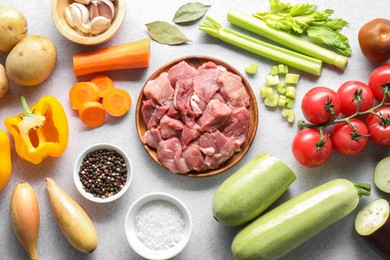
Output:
337 81 374 116
358 18 390 62
330 118 369 156
366 106 390 146
368 64 390 102
292 128 332 167
301 87 341 125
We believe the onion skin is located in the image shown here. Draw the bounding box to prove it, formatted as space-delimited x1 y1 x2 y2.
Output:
10 181 39 260
45 178 98 253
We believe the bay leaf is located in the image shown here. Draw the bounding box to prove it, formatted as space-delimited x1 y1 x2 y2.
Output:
146 21 191 45
173 2 211 24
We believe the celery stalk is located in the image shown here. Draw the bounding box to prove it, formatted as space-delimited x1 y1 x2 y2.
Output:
227 9 348 71
199 16 322 76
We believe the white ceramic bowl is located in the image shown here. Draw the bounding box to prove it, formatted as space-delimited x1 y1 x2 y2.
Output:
73 143 132 203
124 192 193 259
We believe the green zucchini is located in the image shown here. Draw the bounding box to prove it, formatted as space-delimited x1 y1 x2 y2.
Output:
231 179 371 260
212 152 296 226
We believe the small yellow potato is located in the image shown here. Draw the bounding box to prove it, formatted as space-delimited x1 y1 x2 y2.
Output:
0 64 10 97
6 35 57 87
0 5 28 53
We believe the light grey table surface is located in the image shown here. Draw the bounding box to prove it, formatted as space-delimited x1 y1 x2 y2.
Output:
1 0 389 259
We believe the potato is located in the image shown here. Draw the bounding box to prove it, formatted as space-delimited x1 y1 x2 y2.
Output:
6 35 57 87
0 64 10 97
0 5 28 53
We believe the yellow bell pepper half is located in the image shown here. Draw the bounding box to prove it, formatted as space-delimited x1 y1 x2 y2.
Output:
5 96 69 164
0 129 11 190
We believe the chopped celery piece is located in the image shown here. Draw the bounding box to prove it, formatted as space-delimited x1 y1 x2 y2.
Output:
278 95 287 107
260 86 273 98
245 63 259 75
285 86 297 99
266 75 279 86
282 109 295 123
285 73 300 85
286 97 295 108
269 66 278 75
264 93 279 107
199 16 323 76
277 83 286 94
227 9 348 71
278 64 288 74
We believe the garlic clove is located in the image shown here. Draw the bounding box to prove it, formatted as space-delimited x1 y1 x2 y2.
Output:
90 16 111 35
72 3 90 24
89 2 100 21
101 0 115 20
68 4 91 34
64 6 76 28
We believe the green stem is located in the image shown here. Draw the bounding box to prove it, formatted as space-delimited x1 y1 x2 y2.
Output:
20 96 33 117
353 183 371 197
199 16 323 76
227 8 348 70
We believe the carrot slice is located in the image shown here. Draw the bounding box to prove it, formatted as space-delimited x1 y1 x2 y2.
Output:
69 82 100 110
78 101 106 127
102 88 132 117
90 74 114 98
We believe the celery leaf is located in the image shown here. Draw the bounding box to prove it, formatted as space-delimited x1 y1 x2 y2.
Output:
306 26 351 56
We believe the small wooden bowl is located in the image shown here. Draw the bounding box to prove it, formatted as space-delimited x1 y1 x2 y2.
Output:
136 56 259 178
50 0 125 45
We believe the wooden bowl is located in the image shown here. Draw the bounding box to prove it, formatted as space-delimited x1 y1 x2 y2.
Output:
50 0 125 45
136 56 259 178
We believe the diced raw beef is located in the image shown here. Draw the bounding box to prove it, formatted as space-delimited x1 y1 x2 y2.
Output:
198 130 236 169
181 124 201 146
142 128 162 149
168 61 196 86
182 143 206 172
157 138 190 174
141 99 157 127
159 115 184 139
194 62 221 102
218 70 250 107
142 61 251 173
222 107 250 150
145 101 171 129
173 78 199 125
144 72 174 104
198 99 231 132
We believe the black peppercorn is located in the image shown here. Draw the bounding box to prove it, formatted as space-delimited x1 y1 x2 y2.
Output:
79 149 127 199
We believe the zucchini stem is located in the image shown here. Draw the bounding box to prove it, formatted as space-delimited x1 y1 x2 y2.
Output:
353 183 371 197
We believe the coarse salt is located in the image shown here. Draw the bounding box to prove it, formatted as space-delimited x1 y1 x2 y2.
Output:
135 200 185 251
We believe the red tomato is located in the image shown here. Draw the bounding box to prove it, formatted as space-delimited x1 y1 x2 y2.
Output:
330 118 369 156
366 106 390 146
368 64 390 102
337 81 374 116
292 128 333 167
301 87 341 125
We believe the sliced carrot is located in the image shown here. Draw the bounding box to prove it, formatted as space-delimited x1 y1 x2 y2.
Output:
90 74 114 98
102 88 132 117
73 38 150 76
78 101 106 127
69 82 100 110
